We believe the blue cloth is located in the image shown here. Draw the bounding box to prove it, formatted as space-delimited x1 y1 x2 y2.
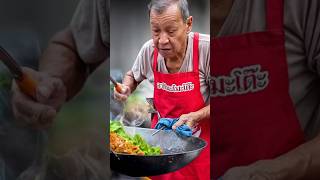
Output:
155 118 192 137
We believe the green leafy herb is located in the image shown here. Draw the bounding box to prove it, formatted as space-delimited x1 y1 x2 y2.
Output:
110 120 161 155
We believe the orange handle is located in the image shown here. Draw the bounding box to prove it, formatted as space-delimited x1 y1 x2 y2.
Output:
16 73 38 99
141 177 151 180
115 83 124 93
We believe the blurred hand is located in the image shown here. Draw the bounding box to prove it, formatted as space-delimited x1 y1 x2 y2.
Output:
172 112 199 130
222 160 280 180
222 166 263 180
11 67 67 129
113 83 130 102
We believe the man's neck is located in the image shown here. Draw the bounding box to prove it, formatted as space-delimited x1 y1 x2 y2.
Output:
212 0 234 37
165 58 184 73
165 37 188 73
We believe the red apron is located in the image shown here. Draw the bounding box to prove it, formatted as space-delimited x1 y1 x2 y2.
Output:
151 32 210 180
212 0 304 179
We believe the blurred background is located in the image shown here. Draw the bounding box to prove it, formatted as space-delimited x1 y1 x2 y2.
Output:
0 0 79 49
0 0 110 179
110 0 210 72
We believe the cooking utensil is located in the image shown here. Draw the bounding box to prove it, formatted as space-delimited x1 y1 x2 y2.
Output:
146 98 198 137
110 76 147 127
110 149 120 160
146 97 161 119
0 46 46 179
0 46 37 98
146 97 164 136
151 126 165 136
110 75 124 93
146 98 165 136
110 126 207 177
110 75 128 125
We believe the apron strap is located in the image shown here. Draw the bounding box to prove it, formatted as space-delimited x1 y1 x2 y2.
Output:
266 0 284 30
192 32 199 73
152 48 159 72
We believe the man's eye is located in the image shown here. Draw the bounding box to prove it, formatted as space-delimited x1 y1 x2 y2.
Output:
169 29 176 34
153 29 160 33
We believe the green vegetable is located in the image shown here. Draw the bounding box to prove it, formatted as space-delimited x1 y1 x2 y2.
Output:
110 120 131 140
110 120 161 155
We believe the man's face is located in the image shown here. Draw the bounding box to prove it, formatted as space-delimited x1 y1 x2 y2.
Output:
150 4 192 59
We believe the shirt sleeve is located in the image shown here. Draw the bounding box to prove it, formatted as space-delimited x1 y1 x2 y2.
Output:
198 35 211 93
204 43 211 87
287 0 320 74
131 40 153 83
69 0 109 64
304 1 320 74
199 38 211 104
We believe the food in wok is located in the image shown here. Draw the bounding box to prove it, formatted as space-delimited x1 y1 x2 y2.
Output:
110 132 144 155
110 120 162 155
110 125 207 177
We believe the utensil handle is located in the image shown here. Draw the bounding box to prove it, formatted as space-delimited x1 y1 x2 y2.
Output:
110 76 125 93
110 149 120 160
16 72 38 99
115 83 124 93
152 126 165 136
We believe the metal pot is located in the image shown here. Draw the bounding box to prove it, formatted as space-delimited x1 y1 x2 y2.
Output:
110 126 207 177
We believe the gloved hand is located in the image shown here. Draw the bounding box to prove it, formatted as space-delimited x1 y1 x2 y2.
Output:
155 118 192 137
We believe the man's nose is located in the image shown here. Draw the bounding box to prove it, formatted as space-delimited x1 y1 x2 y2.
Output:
158 33 169 44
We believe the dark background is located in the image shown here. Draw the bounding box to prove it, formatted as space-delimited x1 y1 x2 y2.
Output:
0 0 79 48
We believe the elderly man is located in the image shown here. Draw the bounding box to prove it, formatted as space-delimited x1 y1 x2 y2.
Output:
114 0 210 179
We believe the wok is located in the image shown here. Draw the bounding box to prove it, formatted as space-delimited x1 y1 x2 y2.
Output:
110 126 207 177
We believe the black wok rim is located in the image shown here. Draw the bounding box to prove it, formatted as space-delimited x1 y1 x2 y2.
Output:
110 127 207 156
111 141 207 157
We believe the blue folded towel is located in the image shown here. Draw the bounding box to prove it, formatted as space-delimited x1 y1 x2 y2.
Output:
155 118 192 137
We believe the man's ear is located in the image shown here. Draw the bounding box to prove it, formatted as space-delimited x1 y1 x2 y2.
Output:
186 16 193 33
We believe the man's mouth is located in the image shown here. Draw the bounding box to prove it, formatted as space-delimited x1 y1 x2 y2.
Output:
159 48 171 51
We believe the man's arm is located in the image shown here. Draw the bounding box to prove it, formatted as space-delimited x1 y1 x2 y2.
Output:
122 70 139 94
173 105 210 129
11 0 109 128
11 28 92 128
40 0 109 99
39 27 106 100
39 28 89 100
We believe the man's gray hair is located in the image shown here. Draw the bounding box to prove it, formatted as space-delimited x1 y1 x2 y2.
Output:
148 0 190 22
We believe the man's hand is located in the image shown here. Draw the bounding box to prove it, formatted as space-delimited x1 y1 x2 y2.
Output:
172 105 210 130
221 159 303 180
172 112 200 130
11 67 67 129
113 83 131 102
222 164 270 180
